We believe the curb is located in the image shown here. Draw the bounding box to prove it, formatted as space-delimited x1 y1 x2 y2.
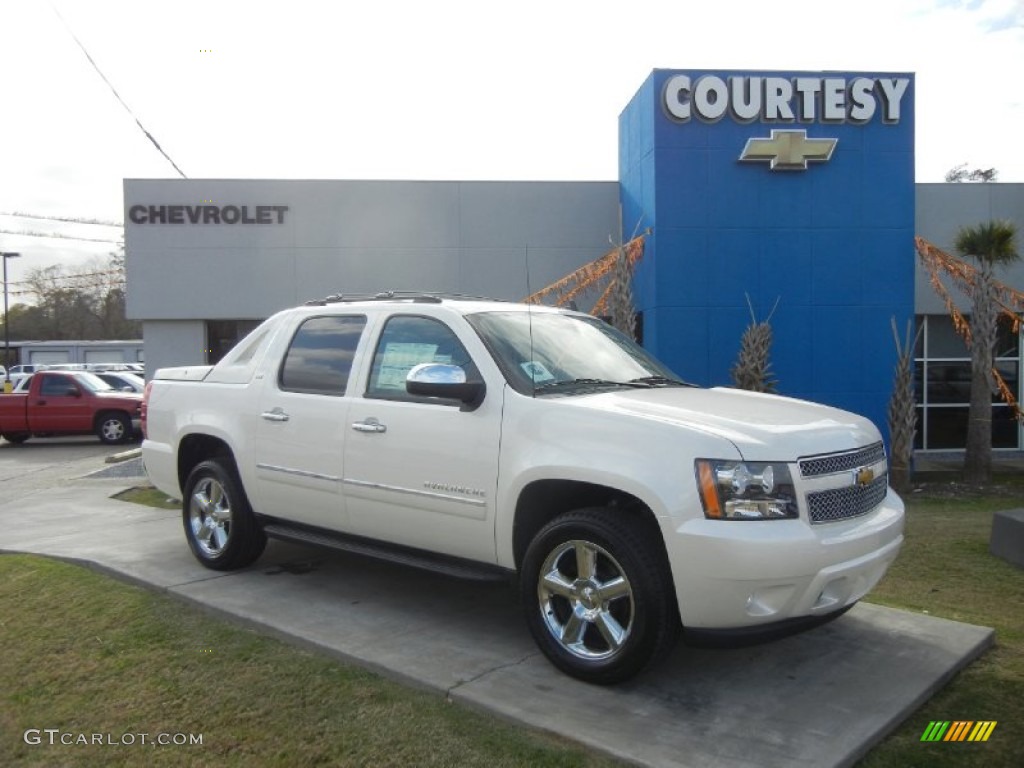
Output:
105 447 142 464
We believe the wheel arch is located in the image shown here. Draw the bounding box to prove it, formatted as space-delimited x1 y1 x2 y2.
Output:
511 479 670 574
177 433 238 491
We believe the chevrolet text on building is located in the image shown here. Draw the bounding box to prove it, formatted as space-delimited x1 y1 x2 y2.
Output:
128 204 289 225
663 74 910 123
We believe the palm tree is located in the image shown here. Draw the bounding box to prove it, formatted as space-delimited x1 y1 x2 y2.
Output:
955 221 1019 484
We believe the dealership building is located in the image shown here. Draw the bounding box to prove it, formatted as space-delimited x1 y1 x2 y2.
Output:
124 69 1024 452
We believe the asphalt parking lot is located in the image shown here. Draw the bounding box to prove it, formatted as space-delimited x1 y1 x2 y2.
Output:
0 435 128 497
1 444 996 768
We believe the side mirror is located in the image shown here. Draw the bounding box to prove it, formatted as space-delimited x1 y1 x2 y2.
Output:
406 363 485 411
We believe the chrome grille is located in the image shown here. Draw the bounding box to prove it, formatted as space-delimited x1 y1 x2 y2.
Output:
806 474 888 523
799 442 886 478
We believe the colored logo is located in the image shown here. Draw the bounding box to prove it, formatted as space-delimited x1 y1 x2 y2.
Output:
739 129 837 171
854 467 875 487
920 721 997 742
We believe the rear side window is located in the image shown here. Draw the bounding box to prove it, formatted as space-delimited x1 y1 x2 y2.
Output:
279 315 366 395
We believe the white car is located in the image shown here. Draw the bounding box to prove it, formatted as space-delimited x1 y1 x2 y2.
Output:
142 294 904 683
95 372 145 393
8 364 47 389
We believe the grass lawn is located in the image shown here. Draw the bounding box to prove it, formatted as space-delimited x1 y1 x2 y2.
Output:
856 475 1024 767
2 480 1023 766
0 552 617 767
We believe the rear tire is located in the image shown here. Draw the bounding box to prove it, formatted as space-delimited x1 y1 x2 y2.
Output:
96 412 131 445
183 459 266 571
520 506 679 684
2 433 29 444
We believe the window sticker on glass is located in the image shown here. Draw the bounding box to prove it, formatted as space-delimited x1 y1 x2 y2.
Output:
521 361 555 383
376 343 439 391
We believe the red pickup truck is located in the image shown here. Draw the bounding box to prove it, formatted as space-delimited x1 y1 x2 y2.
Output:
0 370 142 445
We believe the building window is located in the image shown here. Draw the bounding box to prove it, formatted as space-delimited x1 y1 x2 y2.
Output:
206 320 263 365
914 314 1022 451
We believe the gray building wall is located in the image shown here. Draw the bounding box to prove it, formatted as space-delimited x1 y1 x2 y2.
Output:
915 183 1024 314
125 179 620 317
125 179 621 374
16 340 145 366
141 321 206 375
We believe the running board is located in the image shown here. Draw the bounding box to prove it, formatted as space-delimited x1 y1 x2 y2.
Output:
261 521 513 583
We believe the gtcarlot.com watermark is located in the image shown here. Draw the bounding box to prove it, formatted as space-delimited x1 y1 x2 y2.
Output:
24 729 203 747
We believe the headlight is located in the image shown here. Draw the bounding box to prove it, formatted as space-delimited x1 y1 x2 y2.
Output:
695 459 798 520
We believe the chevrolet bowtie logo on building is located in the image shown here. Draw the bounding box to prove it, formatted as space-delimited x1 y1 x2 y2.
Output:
739 129 838 171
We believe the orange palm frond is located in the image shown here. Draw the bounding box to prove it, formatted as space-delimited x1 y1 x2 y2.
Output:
523 235 645 307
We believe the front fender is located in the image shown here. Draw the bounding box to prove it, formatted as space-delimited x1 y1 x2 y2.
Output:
494 391 740 567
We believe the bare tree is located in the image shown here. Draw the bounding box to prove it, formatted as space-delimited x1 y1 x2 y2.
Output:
945 164 998 183
7 251 139 341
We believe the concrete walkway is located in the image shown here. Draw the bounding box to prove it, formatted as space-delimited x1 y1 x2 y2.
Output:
2 478 994 768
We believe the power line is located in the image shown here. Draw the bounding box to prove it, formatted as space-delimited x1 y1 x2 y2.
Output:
0 211 123 228
9 269 126 286
48 2 187 179
0 227 121 244
5 269 128 297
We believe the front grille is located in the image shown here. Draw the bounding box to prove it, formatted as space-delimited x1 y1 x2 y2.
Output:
806 474 888 523
799 442 886 478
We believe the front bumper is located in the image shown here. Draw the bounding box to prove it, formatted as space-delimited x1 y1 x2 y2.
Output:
665 487 904 629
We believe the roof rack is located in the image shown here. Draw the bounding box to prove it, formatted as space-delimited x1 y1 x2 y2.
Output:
303 291 508 306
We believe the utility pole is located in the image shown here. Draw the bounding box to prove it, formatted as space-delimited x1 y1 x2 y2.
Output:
1 252 20 393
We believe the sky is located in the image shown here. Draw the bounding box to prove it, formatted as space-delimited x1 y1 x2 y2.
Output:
0 0 1021 299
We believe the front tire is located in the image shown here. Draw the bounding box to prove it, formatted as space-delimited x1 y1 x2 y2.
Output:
520 507 679 684
183 459 266 571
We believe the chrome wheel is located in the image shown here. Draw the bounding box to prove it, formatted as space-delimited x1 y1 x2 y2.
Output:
537 539 634 662
189 476 233 557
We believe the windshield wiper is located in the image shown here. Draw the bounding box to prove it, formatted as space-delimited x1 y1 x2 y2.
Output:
534 378 645 393
625 375 693 387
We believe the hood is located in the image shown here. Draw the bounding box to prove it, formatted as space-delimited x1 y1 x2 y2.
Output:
561 387 881 461
95 390 143 403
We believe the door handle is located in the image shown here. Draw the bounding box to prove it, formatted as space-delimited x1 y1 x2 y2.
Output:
261 408 290 423
352 418 386 434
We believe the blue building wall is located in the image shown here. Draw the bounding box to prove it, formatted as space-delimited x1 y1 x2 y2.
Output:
619 69 916 438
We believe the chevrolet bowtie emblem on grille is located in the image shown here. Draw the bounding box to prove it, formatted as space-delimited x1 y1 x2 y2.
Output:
854 467 875 487
739 129 838 171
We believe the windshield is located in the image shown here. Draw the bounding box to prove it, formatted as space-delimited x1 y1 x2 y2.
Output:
466 310 688 395
74 372 117 393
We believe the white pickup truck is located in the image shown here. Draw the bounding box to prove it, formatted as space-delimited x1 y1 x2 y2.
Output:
142 293 904 684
